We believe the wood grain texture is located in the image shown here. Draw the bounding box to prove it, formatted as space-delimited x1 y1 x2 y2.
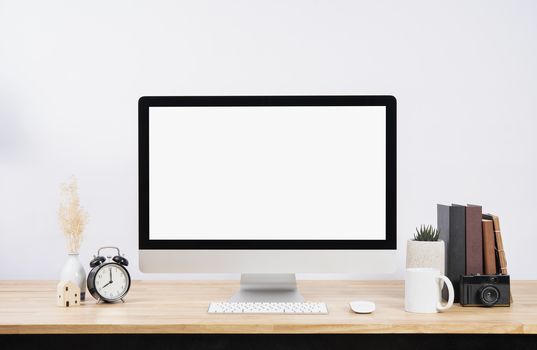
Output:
0 280 536 334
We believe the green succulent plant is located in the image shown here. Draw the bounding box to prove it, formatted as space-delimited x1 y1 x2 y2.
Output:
413 225 440 241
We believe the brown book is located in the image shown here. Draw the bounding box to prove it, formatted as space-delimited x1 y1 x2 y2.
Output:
482 219 497 275
491 215 508 275
466 204 483 274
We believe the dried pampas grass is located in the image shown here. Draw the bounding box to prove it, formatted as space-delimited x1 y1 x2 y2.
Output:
58 176 88 254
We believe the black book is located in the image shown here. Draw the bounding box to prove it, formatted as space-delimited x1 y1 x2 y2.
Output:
437 204 466 302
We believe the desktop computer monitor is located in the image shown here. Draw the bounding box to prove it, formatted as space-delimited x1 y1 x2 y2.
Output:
139 96 396 301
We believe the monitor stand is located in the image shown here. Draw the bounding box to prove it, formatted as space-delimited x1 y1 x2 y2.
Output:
229 273 305 302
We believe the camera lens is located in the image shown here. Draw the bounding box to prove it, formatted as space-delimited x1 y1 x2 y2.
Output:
479 285 500 306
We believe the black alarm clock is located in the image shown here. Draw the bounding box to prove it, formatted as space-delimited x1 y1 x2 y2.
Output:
87 246 131 303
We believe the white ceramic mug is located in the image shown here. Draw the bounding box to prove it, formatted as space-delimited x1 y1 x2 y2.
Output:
405 267 454 313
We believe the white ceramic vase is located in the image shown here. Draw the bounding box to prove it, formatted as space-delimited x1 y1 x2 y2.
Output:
406 240 445 275
60 253 87 301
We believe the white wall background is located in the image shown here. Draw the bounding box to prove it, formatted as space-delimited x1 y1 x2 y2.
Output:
1 0 536 280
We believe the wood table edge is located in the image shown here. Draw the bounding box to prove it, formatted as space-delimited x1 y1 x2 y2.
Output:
0 323 528 335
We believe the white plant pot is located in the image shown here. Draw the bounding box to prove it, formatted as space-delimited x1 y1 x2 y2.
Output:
406 240 445 275
60 254 87 301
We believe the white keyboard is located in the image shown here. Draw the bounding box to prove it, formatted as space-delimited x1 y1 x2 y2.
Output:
208 302 328 314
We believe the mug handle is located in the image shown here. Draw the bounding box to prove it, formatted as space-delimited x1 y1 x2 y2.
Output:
436 275 454 311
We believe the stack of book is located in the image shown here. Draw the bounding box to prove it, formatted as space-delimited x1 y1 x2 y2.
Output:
437 204 508 302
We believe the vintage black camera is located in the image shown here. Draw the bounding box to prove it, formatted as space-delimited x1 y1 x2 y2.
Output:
460 274 510 306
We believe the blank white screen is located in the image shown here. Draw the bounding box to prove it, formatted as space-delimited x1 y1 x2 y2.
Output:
149 106 386 240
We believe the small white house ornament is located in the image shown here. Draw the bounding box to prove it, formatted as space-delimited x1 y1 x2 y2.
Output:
57 280 81 307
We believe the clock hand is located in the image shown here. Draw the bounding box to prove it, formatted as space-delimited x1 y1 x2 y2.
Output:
109 268 113 283
102 281 112 288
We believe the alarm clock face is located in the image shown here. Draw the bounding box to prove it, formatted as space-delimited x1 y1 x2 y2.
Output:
93 263 130 302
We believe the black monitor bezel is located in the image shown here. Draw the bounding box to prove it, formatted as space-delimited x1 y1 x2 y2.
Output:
139 96 396 250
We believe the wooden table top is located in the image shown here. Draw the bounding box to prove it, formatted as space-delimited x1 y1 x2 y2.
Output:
1 280 536 334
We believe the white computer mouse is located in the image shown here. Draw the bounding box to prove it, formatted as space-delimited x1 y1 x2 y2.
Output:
349 301 376 314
